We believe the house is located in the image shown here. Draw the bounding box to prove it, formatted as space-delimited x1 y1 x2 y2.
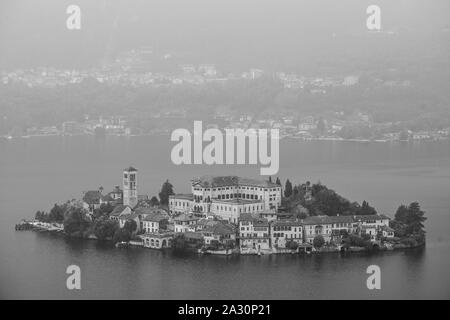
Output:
202 222 236 246
142 212 169 234
353 214 391 240
301 216 333 245
361 225 378 241
239 214 270 252
195 218 219 231
181 231 204 249
134 207 169 230
174 214 199 233
270 220 303 249
109 205 132 221
327 215 355 237
169 194 194 215
353 214 390 229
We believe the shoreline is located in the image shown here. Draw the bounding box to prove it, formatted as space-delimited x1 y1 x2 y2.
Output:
15 220 425 256
2 132 449 143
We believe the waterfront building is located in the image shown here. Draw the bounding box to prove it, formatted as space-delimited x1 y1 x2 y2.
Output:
142 212 169 234
239 214 271 253
353 214 390 229
140 232 173 249
134 207 169 230
301 216 333 244
123 166 138 208
201 222 236 246
327 215 355 237
270 220 303 249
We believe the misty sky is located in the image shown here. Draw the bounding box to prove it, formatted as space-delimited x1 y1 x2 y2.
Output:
0 0 449 70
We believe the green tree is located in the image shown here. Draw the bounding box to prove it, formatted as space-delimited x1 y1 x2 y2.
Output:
63 206 91 237
392 202 426 242
123 219 137 234
284 179 293 198
358 200 377 216
158 180 174 205
48 203 65 222
313 235 325 249
113 228 131 243
93 217 118 240
276 177 281 186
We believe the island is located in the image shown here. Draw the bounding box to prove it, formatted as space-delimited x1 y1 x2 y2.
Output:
16 166 427 255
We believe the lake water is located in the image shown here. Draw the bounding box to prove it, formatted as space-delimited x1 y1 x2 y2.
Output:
1 136 449 299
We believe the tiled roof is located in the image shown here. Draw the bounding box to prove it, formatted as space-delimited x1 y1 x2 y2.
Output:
204 222 236 235
135 207 168 216
239 212 254 222
353 214 390 222
124 166 138 172
253 218 269 227
174 214 199 222
301 215 358 225
143 213 168 223
271 220 303 227
110 205 130 216
192 175 278 188
196 219 219 227
119 213 139 220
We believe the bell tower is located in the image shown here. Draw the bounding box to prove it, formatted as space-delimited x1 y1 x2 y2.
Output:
123 166 138 208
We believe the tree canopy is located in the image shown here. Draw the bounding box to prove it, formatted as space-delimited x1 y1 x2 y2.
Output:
158 180 175 205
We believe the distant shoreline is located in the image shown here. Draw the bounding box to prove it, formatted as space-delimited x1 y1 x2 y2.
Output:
2 133 449 143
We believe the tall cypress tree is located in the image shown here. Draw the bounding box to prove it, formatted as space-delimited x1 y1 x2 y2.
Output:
158 180 175 205
284 179 293 198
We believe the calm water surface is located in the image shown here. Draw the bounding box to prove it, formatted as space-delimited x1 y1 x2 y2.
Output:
1 136 449 299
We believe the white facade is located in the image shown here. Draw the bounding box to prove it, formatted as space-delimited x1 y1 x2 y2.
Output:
270 221 303 249
190 176 282 214
211 199 264 224
239 217 271 252
169 194 193 215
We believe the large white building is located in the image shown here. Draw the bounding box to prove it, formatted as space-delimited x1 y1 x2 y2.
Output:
169 176 282 222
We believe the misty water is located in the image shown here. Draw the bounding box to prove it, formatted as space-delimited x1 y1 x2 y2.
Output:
1 135 450 299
